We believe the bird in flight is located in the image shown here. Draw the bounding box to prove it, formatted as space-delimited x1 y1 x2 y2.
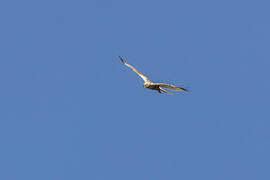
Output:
119 56 187 95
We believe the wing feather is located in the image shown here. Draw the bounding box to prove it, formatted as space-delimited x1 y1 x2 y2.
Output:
119 56 151 83
154 83 187 92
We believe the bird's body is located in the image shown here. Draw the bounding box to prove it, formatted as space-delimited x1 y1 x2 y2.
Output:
119 56 187 95
144 83 162 92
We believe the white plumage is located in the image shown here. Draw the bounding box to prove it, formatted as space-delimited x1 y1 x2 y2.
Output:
119 56 187 95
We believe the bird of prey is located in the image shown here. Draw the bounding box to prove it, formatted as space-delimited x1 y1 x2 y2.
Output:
119 56 187 95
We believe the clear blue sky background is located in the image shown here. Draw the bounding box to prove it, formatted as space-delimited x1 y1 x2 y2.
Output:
0 0 269 179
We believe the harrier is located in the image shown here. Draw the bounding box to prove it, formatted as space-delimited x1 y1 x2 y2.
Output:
119 56 187 95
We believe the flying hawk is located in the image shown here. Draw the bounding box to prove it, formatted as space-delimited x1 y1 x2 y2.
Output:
119 56 187 95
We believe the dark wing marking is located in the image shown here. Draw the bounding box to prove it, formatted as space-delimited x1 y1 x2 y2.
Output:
154 83 187 92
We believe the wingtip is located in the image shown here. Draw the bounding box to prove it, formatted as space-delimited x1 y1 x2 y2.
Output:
182 88 188 92
118 56 125 63
177 87 188 92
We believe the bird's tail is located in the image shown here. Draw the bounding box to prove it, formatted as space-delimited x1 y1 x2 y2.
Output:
159 87 173 95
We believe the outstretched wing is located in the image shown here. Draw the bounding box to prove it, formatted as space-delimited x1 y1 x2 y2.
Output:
159 87 173 95
154 83 188 92
119 56 151 83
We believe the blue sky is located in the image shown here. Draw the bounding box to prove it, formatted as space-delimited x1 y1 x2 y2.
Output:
0 0 270 179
